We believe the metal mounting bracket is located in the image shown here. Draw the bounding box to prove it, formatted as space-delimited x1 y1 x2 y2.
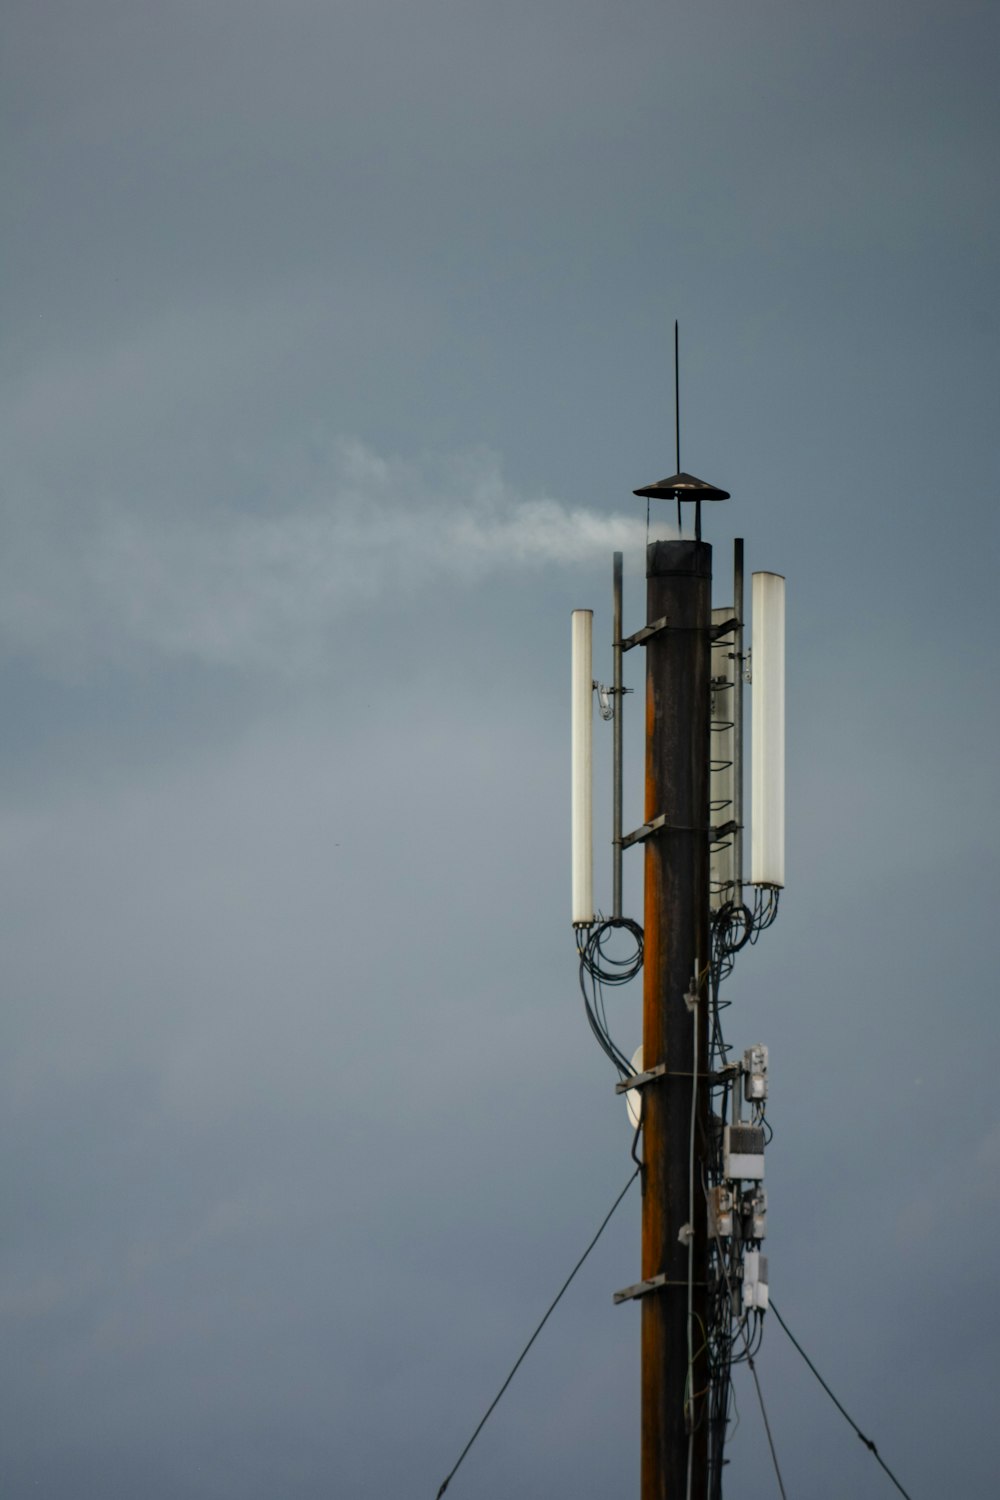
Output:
622 813 669 848
622 615 731 651
620 616 670 651
624 813 716 846
710 616 740 641
613 1273 708 1305
614 1063 667 1095
613 1273 668 1304
711 819 739 842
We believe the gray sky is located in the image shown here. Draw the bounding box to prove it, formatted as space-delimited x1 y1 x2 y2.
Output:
2 2 998 1496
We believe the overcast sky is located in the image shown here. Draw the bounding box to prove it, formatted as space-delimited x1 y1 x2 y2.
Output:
2 3 998 1497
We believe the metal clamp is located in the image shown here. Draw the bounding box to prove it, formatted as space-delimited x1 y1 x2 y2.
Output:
613 1273 707 1305
623 813 716 846
614 1063 667 1095
622 615 732 652
710 615 739 641
615 1067 716 1091
613 1273 669 1304
622 813 669 848
620 617 671 651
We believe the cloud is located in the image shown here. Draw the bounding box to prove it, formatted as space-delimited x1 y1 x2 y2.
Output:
0 438 646 676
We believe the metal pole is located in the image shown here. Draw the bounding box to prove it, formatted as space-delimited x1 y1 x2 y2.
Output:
612 551 624 920
641 538 712 1500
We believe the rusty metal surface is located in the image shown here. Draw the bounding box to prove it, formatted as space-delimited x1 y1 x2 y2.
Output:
641 538 712 1500
632 471 730 501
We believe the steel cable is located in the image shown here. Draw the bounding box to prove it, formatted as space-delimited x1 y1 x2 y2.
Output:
769 1299 914 1500
434 1168 640 1498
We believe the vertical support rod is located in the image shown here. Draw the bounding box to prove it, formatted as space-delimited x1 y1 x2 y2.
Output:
612 552 624 920
732 539 744 910
642 540 712 1500
674 320 681 475
674 322 682 535
571 610 595 927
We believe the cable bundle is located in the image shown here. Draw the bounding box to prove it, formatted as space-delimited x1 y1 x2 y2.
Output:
576 917 644 1079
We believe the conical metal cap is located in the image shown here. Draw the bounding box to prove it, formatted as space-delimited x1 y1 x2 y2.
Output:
632 470 730 501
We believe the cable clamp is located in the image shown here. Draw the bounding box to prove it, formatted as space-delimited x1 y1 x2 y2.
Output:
684 984 699 1012
678 1222 695 1246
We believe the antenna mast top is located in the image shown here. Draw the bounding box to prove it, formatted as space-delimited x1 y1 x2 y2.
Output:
675 319 680 477
634 322 730 541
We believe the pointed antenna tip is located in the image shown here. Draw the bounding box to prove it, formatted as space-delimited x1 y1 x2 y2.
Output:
674 322 681 476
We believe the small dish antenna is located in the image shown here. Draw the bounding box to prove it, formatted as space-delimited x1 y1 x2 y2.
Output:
625 1045 644 1130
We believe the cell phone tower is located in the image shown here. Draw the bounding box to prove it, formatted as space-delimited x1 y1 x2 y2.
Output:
571 325 785 1500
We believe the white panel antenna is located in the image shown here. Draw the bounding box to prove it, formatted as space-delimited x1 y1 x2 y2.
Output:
750 572 785 888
